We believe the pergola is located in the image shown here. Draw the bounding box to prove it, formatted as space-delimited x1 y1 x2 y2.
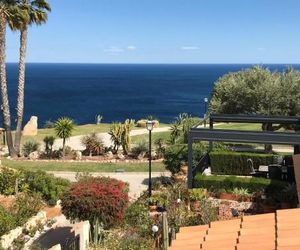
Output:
187 114 300 203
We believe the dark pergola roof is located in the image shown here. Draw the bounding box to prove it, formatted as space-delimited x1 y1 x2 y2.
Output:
209 114 300 125
189 128 300 145
188 114 300 189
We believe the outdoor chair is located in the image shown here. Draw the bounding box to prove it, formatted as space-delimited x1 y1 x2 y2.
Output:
268 164 282 180
247 159 268 178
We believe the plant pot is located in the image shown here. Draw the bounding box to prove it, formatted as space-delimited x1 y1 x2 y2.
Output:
220 192 239 201
239 196 252 202
180 165 188 175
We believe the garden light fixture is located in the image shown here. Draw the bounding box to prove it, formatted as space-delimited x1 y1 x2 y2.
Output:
146 120 155 197
204 97 208 127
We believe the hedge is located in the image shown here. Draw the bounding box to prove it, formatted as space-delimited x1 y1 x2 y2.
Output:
194 174 288 194
209 152 273 175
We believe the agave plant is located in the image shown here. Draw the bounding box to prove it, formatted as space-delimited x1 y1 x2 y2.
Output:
109 122 123 153
81 132 104 156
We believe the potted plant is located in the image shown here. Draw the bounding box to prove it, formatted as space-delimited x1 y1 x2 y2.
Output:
189 188 207 211
231 188 253 202
219 189 236 200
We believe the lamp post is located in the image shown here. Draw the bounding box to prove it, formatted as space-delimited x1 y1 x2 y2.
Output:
146 120 155 197
204 97 208 127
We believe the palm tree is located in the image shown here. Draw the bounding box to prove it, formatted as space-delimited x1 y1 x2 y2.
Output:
11 0 51 155
54 117 75 154
0 0 22 157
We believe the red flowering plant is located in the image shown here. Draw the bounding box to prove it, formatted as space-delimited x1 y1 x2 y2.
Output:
61 176 129 231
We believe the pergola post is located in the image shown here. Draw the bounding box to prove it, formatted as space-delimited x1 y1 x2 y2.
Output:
209 118 213 151
293 153 300 207
188 133 193 189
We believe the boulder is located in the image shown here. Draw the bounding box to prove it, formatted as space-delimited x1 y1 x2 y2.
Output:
137 152 146 160
117 153 125 160
29 151 39 160
106 151 114 159
136 120 159 128
23 116 38 136
75 151 82 160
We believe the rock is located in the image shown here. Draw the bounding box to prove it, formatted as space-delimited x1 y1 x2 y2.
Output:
117 153 125 160
137 152 145 160
0 146 8 157
105 151 114 159
136 119 160 128
23 116 38 136
180 165 188 175
0 226 23 249
75 151 82 160
29 151 39 160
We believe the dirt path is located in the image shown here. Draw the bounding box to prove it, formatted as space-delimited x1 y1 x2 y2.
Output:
52 127 171 151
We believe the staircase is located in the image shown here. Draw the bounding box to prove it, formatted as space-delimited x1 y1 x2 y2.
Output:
169 208 300 250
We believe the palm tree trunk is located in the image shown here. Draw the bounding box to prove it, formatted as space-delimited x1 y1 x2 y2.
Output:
62 137 65 156
14 27 28 155
0 13 17 157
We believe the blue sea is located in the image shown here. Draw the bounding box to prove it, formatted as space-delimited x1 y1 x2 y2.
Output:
5 63 300 127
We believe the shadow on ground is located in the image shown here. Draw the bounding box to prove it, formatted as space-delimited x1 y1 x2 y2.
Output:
31 226 75 249
141 176 172 186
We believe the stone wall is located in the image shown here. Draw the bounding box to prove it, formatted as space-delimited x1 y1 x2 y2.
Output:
0 210 47 249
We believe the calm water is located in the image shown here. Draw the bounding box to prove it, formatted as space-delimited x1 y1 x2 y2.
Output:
4 63 300 127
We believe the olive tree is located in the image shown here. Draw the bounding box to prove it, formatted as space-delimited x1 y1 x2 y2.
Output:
209 66 300 152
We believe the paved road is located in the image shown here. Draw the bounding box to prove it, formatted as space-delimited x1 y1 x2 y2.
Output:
49 171 170 199
53 127 171 151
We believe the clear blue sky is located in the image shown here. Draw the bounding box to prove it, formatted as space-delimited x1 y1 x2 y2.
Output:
6 0 300 63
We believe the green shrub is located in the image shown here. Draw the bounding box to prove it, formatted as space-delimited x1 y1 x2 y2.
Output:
189 188 206 201
102 230 153 250
163 143 206 174
0 205 15 236
44 120 55 129
0 167 17 195
131 141 148 158
194 174 288 195
154 138 165 159
13 193 43 226
124 202 151 236
210 152 273 175
23 170 70 203
22 140 40 157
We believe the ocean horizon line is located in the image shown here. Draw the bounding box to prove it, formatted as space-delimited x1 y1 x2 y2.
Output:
6 62 300 66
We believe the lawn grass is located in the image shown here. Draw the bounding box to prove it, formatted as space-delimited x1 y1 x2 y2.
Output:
2 159 166 172
131 131 171 144
216 123 262 131
21 123 113 143
21 123 170 144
